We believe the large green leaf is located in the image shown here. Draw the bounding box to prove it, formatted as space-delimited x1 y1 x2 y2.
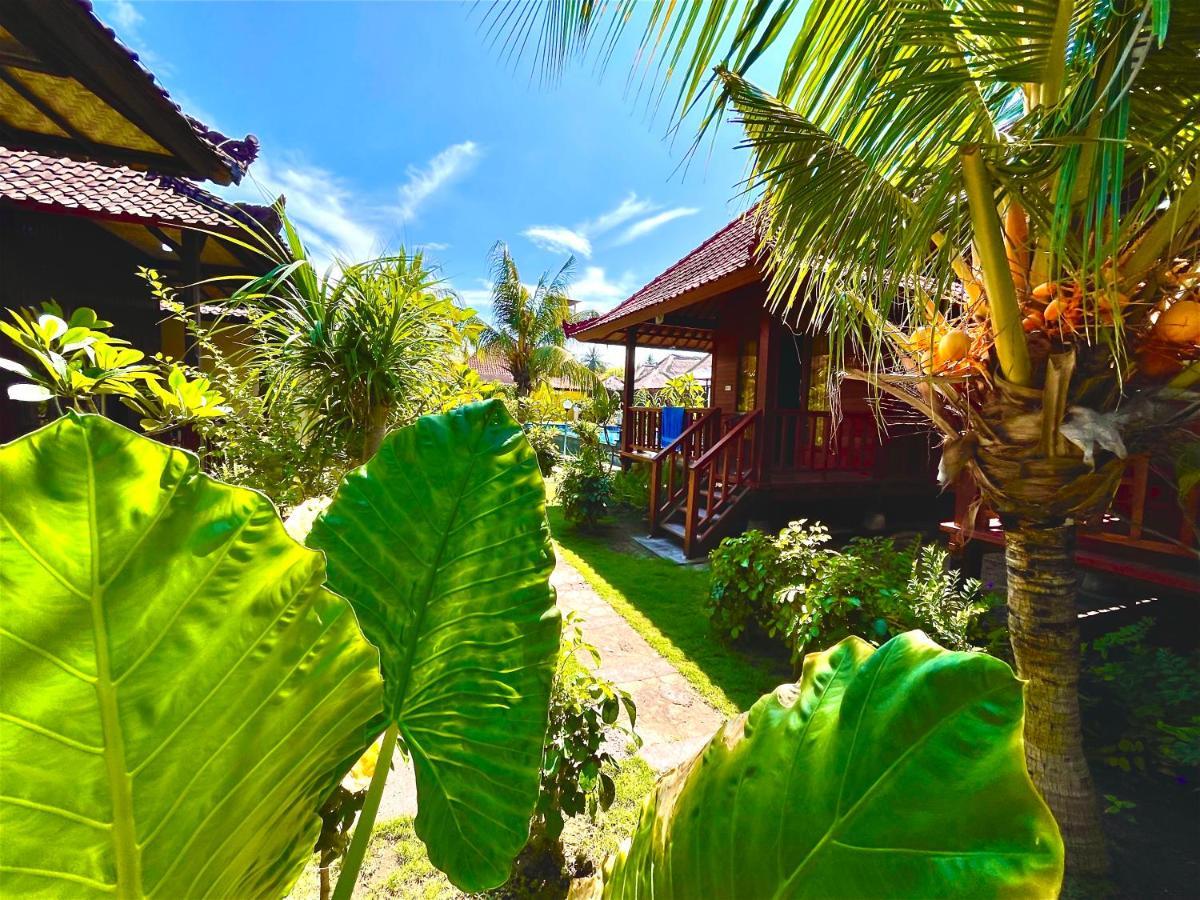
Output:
308 399 559 891
0 413 384 899
588 632 1064 899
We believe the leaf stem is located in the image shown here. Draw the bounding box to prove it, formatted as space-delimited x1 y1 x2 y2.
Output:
961 145 1033 387
332 723 398 900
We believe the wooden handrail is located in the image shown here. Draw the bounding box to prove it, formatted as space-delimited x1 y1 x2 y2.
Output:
683 409 763 556
648 408 721 534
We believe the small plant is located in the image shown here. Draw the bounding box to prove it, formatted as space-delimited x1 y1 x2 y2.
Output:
559 421 613 528
657 373 707 407
1081 618 1200 779
525 424 563 475
610 461 651 512
525 614 639 876
706 529 783 639
1 301 229 433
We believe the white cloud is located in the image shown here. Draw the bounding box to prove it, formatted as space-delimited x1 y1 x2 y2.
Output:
570 266 637 307
397 141 480 221
522 225 592 258
217 156 380 270
416 241 449 252
584 193 656 235
523 193 697 258
616 207 700 244
107 0 144 32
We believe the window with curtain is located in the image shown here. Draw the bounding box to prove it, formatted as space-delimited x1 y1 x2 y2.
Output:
736 335 758 412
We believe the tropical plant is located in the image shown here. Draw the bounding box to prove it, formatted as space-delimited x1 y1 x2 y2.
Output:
0 401 558 898
224 211 480 465
524 614 639 873
147 276 347 508
497 0 1200 870
1 301 228 433
709 521 996 662
525 424 564 475
558 421 613 528
573 632 1065 898
1081 619 1200 778
476 242 600 397
581 386 621 425
707 528 783 639
610 460 651 512
657 372 707 408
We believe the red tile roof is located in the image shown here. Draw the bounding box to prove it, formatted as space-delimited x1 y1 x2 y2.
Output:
0 147 274 231
466 355 578 391
566 209 761 339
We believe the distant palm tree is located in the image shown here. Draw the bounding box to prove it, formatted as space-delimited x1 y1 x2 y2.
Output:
477 242 599 397
581 347 606 374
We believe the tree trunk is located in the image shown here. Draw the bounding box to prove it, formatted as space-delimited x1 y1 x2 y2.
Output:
360 404 392 464
1005 520 1109 876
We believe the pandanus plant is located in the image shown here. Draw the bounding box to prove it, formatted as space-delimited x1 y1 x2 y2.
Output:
491 0 1200 874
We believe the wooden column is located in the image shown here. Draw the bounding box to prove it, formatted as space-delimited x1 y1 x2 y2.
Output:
620 327 637 459
181 229 207 368
754 308 773 482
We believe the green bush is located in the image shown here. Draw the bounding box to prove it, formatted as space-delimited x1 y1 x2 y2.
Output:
706 528 783 639
1081 619 1200 778
560 422 613 528
611 461 651 512
708 520 997 664
526 424 563 475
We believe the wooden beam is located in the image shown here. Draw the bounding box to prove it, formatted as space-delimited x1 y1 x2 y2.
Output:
0 42 65 75
182 229 206 367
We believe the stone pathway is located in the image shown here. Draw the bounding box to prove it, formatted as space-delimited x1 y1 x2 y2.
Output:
374 554 725 819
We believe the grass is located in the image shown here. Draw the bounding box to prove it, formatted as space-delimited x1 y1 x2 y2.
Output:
546 506 788 717
288 756 657 899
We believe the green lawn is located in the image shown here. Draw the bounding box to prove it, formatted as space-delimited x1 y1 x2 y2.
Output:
546 507 789 717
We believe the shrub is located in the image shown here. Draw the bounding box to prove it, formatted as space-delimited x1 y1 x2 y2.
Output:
706 529 783 639
560 422 613 528
610 461 651 512
526 424 563 475
708 520 997 664
770 528 996 664
1081 619 1200 778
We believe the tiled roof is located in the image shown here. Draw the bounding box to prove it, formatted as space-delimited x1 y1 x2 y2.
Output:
466 355 577 391
0 147 275 231
566 209 761 338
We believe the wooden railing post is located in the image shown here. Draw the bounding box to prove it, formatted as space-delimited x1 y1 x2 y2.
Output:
683 466 700 558
647 456 662 535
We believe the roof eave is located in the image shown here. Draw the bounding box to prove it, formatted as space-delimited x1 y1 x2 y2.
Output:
569 263 762 344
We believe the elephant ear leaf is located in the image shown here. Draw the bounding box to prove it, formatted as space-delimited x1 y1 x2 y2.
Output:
309 399 559 891
0 413 384 899
589 632 1064 899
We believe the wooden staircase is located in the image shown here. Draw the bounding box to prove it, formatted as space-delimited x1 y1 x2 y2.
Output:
648 409 761 558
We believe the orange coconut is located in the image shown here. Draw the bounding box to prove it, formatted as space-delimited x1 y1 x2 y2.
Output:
1154 299 1200 345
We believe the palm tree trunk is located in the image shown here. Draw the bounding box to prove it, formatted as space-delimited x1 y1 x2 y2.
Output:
1005 520 1109 875
360 404 392 464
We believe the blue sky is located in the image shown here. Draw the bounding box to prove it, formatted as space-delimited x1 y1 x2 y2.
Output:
98 1 786 364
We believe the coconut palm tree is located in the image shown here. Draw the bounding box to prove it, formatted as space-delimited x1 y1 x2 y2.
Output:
477 241 600 397
493 0 1200 874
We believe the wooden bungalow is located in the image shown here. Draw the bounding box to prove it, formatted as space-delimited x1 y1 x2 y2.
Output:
0 0 273 438
567 211 941 557
568 212 1199 592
